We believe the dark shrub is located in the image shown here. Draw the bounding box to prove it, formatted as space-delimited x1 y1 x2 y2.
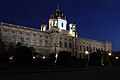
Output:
14 46 33 66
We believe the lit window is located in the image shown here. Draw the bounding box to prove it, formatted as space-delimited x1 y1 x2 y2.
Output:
54 21 57 26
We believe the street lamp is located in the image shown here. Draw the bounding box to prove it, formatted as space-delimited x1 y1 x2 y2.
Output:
9 56 13 60
108 52 112 67
85 51 89 67
116 56 118 59
85 51 89 55
33 56 36 59
9 56 13 64
108 53 112 56
55 53 58 63
42 56 46 59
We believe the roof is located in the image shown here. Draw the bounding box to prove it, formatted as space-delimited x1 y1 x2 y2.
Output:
49 6 66 19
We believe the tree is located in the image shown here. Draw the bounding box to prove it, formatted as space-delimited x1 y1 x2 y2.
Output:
102 51 109 66
16 42 22 48
49 53 56 65
14 46 33 66
89 50 102 66
56 51 73 66
0 33 5 52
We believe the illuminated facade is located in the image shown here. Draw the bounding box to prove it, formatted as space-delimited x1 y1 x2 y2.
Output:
0 7 112 58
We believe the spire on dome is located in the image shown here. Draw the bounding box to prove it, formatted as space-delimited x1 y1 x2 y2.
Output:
57 5 59 9
56 5 60 12
49 5 66 19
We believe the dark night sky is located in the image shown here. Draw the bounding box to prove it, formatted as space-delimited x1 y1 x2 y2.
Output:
0 0 120 51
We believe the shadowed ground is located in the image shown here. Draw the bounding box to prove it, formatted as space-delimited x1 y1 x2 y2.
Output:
1 66 120 80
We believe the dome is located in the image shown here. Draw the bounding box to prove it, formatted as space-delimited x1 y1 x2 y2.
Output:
50 6 66 19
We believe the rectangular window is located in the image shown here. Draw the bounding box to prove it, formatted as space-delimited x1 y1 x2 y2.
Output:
61 23 64 27
80 45 82 50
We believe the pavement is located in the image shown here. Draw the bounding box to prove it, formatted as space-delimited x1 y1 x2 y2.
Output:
1 66 120 80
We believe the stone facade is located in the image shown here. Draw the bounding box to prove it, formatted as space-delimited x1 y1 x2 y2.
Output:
0 7 112 58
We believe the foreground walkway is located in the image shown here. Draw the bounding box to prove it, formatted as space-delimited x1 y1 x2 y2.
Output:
1 66 120 80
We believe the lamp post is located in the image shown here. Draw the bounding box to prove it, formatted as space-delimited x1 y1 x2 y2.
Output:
85 51 89 67
54 43 58 63
108 52 112 67
54 31 59 63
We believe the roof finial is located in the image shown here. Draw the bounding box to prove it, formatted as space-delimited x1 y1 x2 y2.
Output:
56 5 60 12
57 5 59 9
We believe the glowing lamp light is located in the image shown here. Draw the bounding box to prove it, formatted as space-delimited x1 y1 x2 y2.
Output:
76 34 78 37
116 57 118 59
43 56 45 59
9 56 13 60
33 56 35 59
85 51 89 55
108 53 112 56
55 53 58 58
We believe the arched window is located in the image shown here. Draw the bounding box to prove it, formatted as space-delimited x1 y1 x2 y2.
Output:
10 35 15 43
3 29 7 32
83 45 85 51
95 47 97 52
80 45 82 50
64 42 67 48
2 36 6 42
39 39 42 46
45 40 48 46
61 23 64 27
93 47 95 52
59 41 62 48
26 37 29 44
33 39 36 45
19 32 22 35
89 46 92 51
87 46 89 51
69 43 72 48
19 37 23 43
